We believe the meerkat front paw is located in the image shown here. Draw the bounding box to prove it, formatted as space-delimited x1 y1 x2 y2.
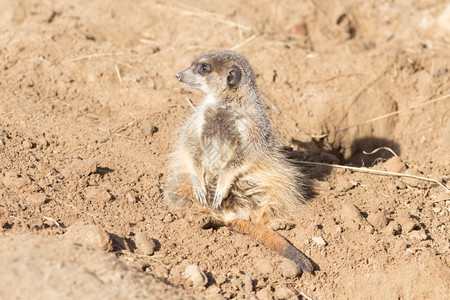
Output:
212 185 230 208
190 175 207 205
213 171 234 208
212 190 224 208
193 187 207 205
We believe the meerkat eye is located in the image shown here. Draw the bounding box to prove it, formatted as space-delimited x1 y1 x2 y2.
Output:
197 63 211 74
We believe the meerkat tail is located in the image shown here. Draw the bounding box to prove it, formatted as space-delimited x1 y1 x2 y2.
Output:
227 219 314 273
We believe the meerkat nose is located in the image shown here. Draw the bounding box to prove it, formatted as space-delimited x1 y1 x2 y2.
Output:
176 73 182 81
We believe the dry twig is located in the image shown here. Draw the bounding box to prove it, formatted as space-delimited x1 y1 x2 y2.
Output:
156 4 252 31
297 161 449 192
43 216 61 228
54 199 106 225
362 147 398 157
62 52 124 64
299 292 313 300
231 34 257 50
114 64 122 84
185 97 196 111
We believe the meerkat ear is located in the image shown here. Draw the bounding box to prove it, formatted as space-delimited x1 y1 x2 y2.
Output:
227 66 241 87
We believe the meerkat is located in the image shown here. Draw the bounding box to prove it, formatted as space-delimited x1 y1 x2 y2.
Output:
166 50 313 273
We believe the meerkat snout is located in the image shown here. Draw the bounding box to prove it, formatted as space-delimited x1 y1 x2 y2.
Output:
175 65 209 92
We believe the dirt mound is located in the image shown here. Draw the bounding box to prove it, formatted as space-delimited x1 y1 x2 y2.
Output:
0 234 190 299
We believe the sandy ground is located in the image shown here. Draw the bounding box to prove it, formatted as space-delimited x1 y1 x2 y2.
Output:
1 0 449 299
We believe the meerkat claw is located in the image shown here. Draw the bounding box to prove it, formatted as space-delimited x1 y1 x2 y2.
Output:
194 188 207 205
212 190 224 208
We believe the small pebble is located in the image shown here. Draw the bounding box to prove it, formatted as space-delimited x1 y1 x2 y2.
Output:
205 285 222 296
38 137 49 147
274 286 296 299
134 232 156 255
256 287 272 300
231 278 242 291
432 207 442 213
401 220 417 233
383 221 401 236
126 192 137 203
383 156 406 173
367 210 388 230
163 213 175 223
215 274 226 285
85 187 111 202
387 182 398 191
84 160 99 175
254 278 266 289
396 211 418 233
431 218 443 230
255 258 273 274
341 203 363 221
65 223 113 251
242 274 253 293
153 264 169 278
62 159 98 177
340 203 370 230
333 225 343 237
26 193 46 206
436 67 448 76
405 248 416 254
290 22 308 37
279 259 300 278
393 240 407 252
0 208 12 228
409 229 428 241
365 225 375 234
312 236 327 246
143 124 159 136
184 264 208 287
22 139 34 149
2 173 28 189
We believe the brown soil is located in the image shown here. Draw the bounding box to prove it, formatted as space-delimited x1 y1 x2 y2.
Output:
1 0 449 299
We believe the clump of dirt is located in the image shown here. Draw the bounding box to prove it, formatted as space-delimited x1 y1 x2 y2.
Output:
0 0 449 299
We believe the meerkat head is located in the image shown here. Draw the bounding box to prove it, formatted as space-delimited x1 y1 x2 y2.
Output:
176 50 256 98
